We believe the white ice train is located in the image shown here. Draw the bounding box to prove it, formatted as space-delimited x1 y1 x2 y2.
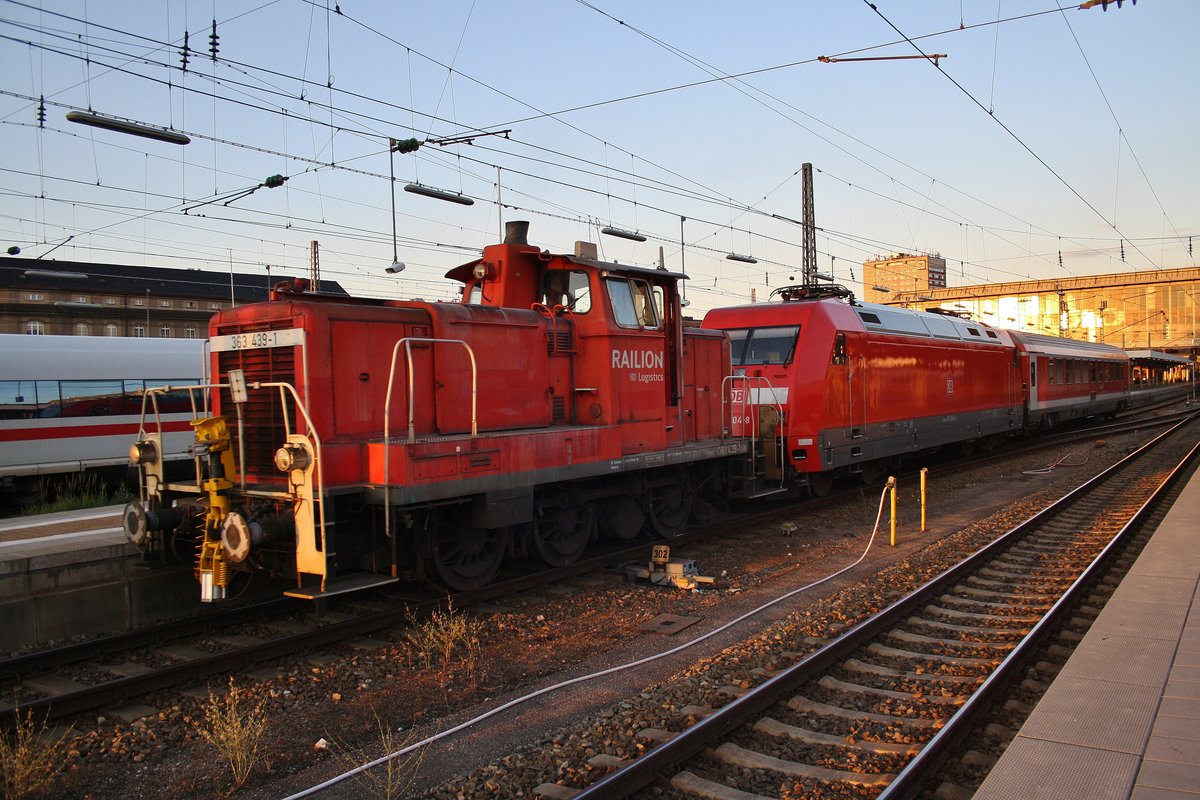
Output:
0 334 205 506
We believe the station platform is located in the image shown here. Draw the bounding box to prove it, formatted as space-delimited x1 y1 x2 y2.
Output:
973 464 1200 799
0 505 199 650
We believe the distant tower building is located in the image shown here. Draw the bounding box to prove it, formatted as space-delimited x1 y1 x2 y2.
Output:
863 253 946 296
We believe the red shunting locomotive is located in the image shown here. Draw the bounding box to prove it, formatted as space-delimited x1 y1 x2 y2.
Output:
125 221 745 600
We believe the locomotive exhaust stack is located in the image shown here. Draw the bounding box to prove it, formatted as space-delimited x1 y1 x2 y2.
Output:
503 219 529 244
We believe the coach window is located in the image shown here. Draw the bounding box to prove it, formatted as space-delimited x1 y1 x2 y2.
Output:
1048 358 1055 385
605 277 659 329
50 380 122 417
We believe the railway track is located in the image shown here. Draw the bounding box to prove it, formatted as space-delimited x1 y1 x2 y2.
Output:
0 407 1188 731
0 548 620 725
570 413 1200 800
0 501 797 727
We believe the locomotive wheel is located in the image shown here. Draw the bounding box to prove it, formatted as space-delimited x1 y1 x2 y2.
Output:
425 511 504 591
648 481 692 538
532 504 593 566
598 495 645 540
858 460 887 485
806 473 834 497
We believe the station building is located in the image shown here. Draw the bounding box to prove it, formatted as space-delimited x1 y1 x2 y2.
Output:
0 256 347 338
863 252 947 297
880 264 1199 387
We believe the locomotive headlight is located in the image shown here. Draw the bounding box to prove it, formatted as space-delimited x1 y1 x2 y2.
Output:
472 262 495 281
129 440 158 465
274 443 311 472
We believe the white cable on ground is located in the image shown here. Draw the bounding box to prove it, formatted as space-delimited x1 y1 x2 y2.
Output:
1022 449 1088 475
283 484 891 799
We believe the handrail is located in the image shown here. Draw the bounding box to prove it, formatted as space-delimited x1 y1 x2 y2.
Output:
382 337 478 542
251 381 327 564
136 382 224 503
720 374 786 488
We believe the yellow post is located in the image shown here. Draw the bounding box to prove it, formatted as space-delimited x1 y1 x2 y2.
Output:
888 476 897 546
920 467 928 532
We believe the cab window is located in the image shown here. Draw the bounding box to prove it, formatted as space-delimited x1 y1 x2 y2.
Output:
541 270 592 313
605 277 659 329
726 326 801 366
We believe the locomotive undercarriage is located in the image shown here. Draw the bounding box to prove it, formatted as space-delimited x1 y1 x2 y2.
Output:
127 434 733 598
402 463 719 592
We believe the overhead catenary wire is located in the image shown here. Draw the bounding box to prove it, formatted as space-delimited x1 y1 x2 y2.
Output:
0 16 1171 284
2 3 1174 270
0 2 1188 301
860 0 1161 272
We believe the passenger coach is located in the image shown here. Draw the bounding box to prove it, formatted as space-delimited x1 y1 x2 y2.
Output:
0 334 204 507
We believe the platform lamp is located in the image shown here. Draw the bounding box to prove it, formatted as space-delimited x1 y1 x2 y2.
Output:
66 110 190 145
601 226 647 242
386 139 407 274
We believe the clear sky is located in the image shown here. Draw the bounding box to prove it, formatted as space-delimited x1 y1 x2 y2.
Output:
1 0 1195 313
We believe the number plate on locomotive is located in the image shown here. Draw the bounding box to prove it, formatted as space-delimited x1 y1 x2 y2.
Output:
211 328 305 352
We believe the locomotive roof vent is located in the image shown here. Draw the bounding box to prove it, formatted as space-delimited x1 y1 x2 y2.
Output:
575 240 598 259
504 220 529 245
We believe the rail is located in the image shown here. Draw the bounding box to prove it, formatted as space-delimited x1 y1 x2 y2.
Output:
876 414 1200 798
382 337 478 542
570 412 1199 799
133 378 329 587
133 337 212 452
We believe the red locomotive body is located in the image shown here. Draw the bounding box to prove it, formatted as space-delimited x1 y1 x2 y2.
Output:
125 227 1141 602
126 222 741 599
702 287 1128 495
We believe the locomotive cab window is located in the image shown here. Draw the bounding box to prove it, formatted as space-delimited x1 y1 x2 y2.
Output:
726 325 801 366
541 270 592 313
832 331 847 365
605 277 659 329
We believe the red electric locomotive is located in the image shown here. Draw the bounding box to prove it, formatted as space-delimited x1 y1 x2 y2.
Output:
702 285 1131 495
125 222 746 600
